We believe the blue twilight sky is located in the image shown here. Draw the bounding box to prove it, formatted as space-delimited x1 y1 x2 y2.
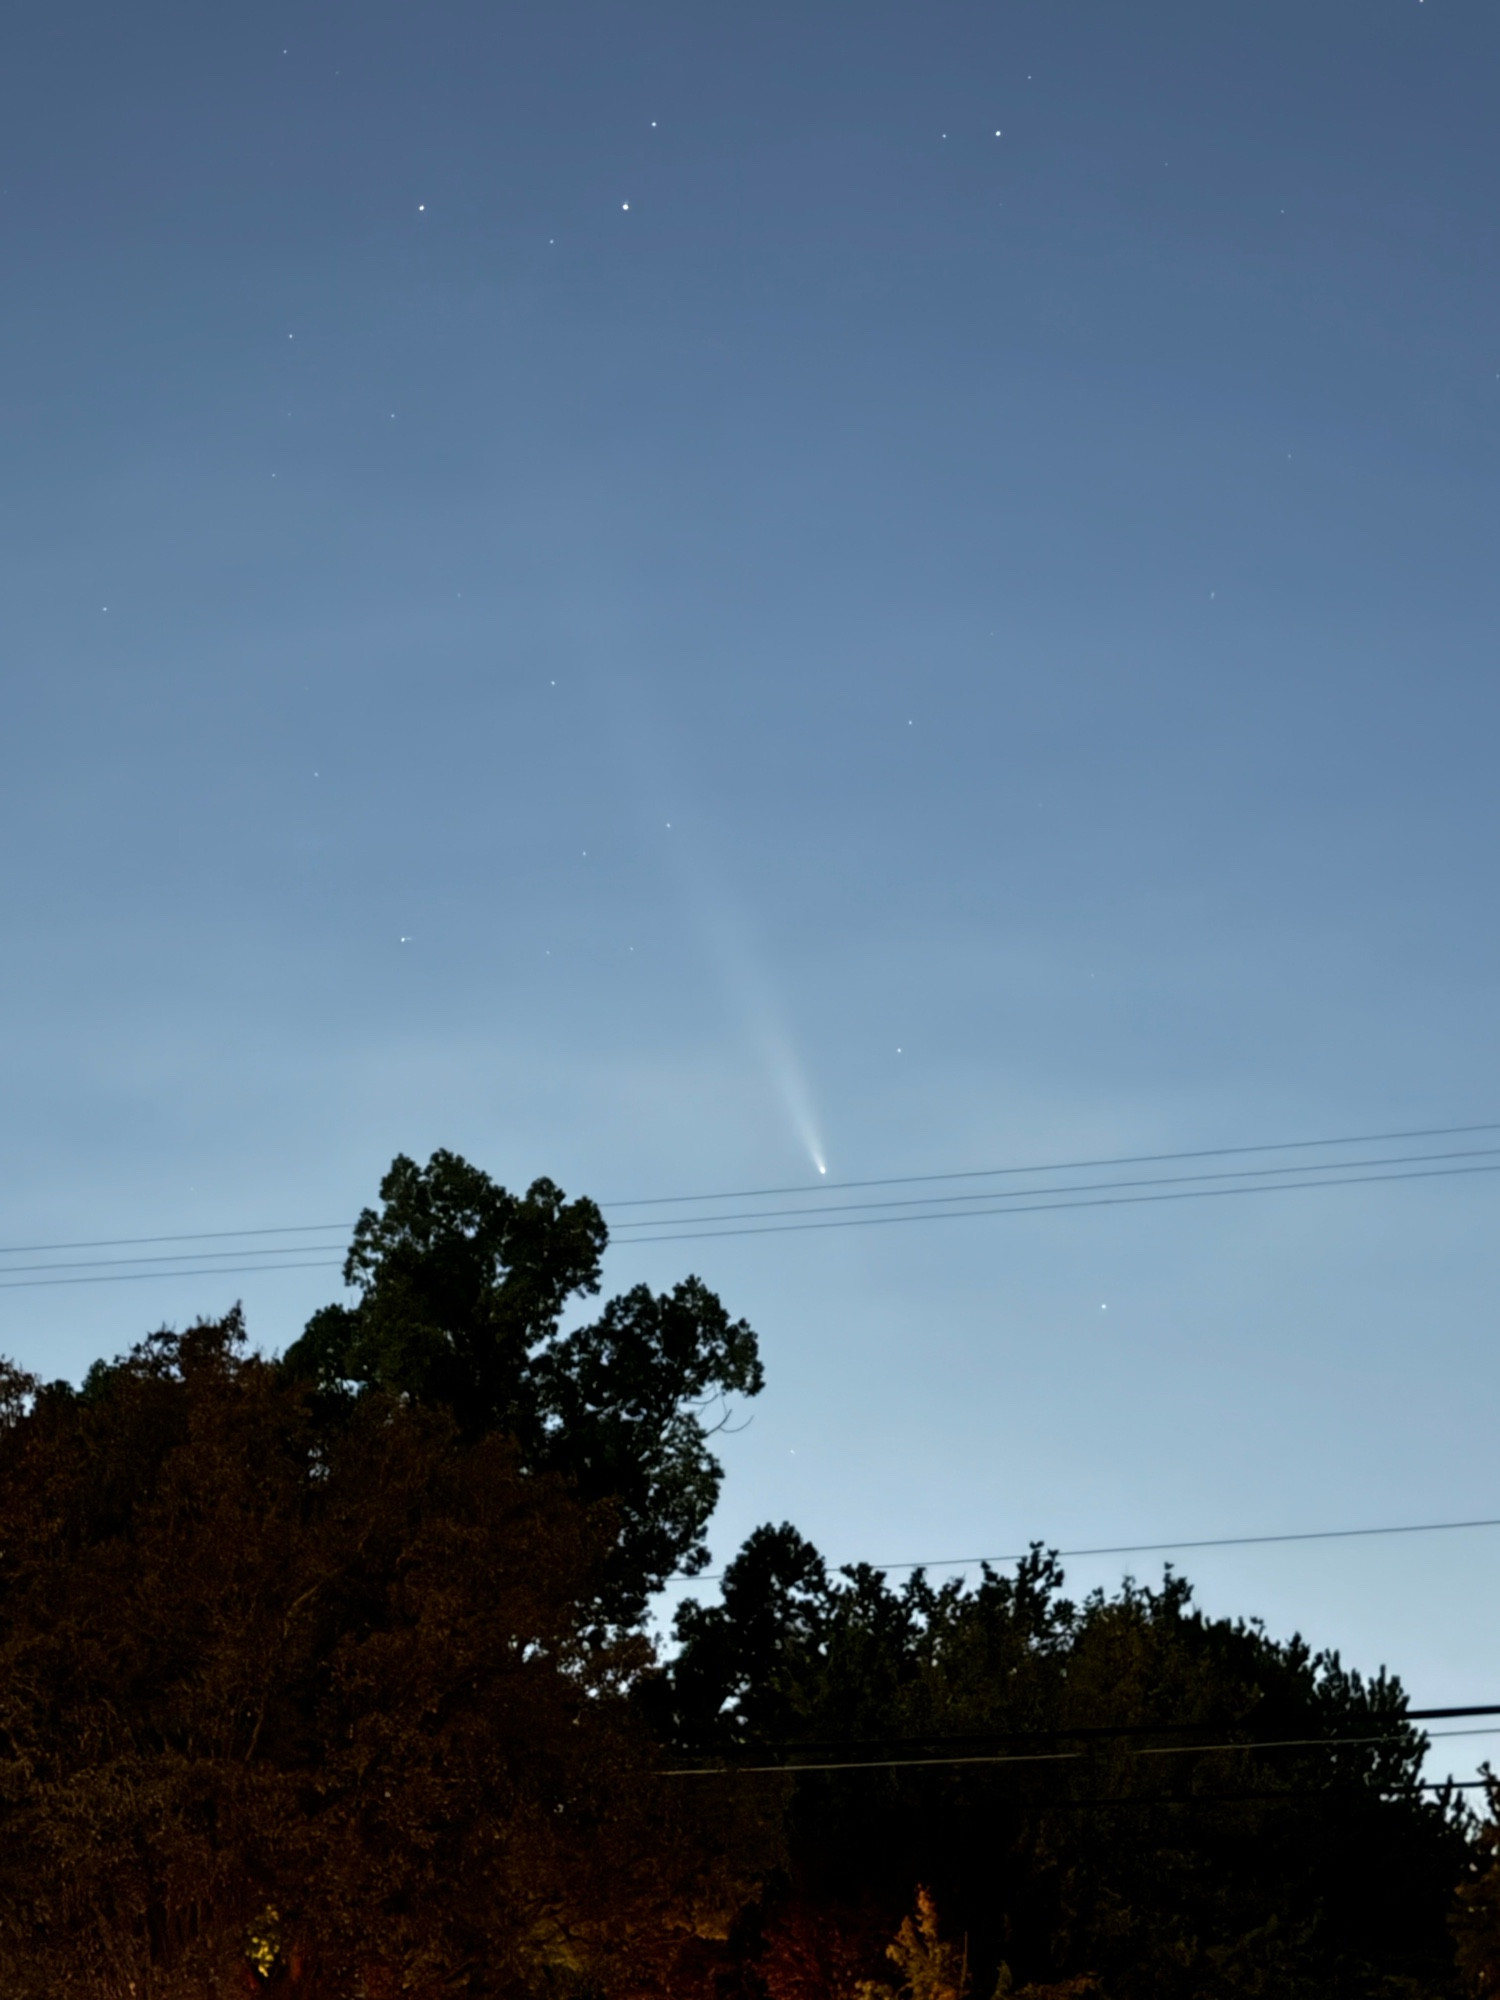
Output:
3 1 1500 1738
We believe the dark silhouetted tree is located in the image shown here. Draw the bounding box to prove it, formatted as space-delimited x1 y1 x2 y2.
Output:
663 1529 1472 2000
1453 1774 1500 1996
0 1314 773 1999
283 1150 763 1624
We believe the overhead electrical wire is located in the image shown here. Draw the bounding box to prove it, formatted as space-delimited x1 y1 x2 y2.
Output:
661 1713 1500 1770
615 1158 1500 1245
0 1260 344 1293
664 1513 1500 1586
667 1756 1492 1786
662 1707 1500 1778
605 1143 1500 1237
0 1153 1489 1286
690 1706 1500 1754
0 1222 353 1258
4 1121 1500 1286
666 1739 1398 1778
616 1159 1500 1247
606 1118 1500 1209
0 1244 353 1280
1 1117 1496 1266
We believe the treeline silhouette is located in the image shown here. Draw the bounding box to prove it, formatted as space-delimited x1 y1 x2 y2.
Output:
2 1150 1498 1998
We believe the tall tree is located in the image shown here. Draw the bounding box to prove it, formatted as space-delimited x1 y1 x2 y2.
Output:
283 1150 764 1623
0 1314 769 1998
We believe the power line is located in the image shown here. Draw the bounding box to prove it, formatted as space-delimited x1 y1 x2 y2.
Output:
665 1515 1500 1586
0 1260 343 1293
664 1714 1500 1778
608 1142 1500 1235
2 1152 1480 1288
0 1222 350 1258
616 1157 1500 1246
4 1119 1496 1267
1009 1779 1491 1807
667 1737 1396 1777
666 1756 1490 1790
6 1147 1498 1290
606 1119 1500 1209
0 1243 353 1280
691 1709 1500 1755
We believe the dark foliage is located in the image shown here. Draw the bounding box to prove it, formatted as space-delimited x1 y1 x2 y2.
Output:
659 1525 1473 1999
283 1150 763 1625
1453 1775 1500 1996
0 1151 1483 1998
0 1315 770 1998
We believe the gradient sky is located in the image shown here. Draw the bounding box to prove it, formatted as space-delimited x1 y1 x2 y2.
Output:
4 1 1500 1747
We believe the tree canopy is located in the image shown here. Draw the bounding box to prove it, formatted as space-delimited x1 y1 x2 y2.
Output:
659 1525 1473 2000
2 1147 1497 1998
0 1313 770 1998
283 1149 764 1624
